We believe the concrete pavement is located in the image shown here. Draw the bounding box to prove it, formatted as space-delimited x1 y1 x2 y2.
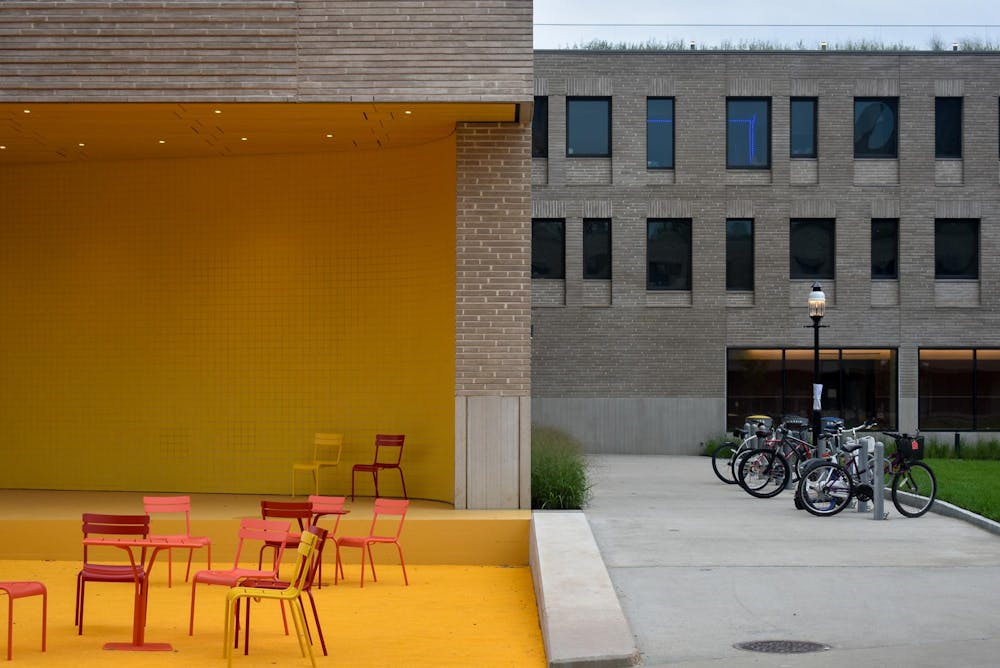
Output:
582 455 1000 667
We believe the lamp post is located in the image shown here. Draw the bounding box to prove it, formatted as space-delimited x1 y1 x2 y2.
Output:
807 282 827 453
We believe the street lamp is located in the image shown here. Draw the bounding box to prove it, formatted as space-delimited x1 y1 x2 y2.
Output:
807 282 827 453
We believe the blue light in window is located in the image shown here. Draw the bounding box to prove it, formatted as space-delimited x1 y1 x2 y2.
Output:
729 115 758 163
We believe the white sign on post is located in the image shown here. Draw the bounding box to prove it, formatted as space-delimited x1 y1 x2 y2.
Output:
812 383 822 411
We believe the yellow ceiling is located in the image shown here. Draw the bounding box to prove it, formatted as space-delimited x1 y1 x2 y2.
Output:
0 102 518 164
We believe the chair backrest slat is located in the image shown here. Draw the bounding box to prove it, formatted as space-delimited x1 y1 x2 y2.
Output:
373 434 405 465
143 495 193 534
369 498 408 540
82 513 150 538
260 500 312 530
233 518 291 567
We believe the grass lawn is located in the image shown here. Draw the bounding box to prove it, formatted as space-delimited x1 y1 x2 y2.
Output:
925 458 1000 523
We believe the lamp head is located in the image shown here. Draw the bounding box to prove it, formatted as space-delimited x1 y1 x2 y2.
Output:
808 282 826 320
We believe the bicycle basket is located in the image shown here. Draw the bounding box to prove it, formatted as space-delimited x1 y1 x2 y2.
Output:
895 435 925 461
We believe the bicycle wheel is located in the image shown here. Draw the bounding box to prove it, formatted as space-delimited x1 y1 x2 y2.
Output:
891 461 937 518
712 442 739 484
797 461 853 517
737 448 789 498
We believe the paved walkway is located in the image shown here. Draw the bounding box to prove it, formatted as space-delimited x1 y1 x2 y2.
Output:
583 455 1000 667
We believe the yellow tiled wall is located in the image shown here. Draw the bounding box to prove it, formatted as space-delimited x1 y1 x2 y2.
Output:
0 138 456 500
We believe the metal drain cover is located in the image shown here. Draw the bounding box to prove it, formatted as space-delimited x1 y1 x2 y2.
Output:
734 640 830 654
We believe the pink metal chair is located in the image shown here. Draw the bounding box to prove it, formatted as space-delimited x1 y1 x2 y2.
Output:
0 582 46 660
308 495 347 587
143 495 212 587
350 434 407 500
188 518 290 635
335 498 409 588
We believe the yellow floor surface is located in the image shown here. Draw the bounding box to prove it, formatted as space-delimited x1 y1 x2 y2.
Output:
1 558 546 667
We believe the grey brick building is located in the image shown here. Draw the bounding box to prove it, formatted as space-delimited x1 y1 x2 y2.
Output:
531 50 1000 453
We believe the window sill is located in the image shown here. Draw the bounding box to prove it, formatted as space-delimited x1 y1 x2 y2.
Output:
645 291 692 307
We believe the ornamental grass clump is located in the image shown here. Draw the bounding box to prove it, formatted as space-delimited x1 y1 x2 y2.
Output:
531 426 591 510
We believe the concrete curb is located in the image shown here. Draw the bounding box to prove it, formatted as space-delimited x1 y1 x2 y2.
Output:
929 498 1000 536
529 510 640 668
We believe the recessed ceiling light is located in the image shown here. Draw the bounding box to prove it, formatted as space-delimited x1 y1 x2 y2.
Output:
214 109 222 114
78 143 85 147
241 137 248 141
22 109 30 114
325 134 334 138
158 140 166 144
0 145 6 150
404 110 412 115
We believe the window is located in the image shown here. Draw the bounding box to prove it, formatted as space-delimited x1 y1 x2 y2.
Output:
531 219 565 279
646 97 674 169
532 96 548 158
918 349 1000 430
583 219 612 279
935 97 962 159
871 218 899 279
726 219 754 291
726 98 770 168
790 219 835 279
935 218 978 279
854 97 899 158
790 97 817 158
566 97 610 157
647 219 692 290
727 348 897 430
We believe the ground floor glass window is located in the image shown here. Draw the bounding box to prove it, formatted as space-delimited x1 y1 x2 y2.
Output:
919 349 1000 430
727 348 897 430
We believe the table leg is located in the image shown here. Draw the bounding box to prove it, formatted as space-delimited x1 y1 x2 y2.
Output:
103 546 172 652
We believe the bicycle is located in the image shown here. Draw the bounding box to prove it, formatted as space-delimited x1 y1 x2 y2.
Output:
796 431 936 518
711 419 771 485
734 421 818 498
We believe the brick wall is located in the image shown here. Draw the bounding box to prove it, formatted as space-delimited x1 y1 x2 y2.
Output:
0 0 533 102
532 51 1000 449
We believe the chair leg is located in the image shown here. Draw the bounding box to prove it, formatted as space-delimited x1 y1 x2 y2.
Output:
395 542 409 585
6 594 12 661
373 470 380 498
189 581 198 635
184 548 195 584
76 579 85 635
313 470 319 497
367 543 378 583
398 468 408 499
41 586 48 653
167 547 174 588
305 590 327 655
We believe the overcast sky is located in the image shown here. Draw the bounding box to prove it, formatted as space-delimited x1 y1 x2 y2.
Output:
533 0 1000 49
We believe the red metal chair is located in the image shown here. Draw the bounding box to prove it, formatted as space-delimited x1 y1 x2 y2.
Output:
143 495 212 587
188 518 290 635
0 581 46 660
351 434 407 500
236 525 330 657
335 498 409 588
258 500 312 573
75 513 150 635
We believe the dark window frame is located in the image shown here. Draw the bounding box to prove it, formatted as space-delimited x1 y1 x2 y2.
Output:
646 218 693 291
918 348 1000 431
726 97 772 169
532 95 548 158
935 97 963 159
646 96 675 169
935 218 979 280
726 347 899 430
790 97 818 158
789 218 836 280
566 96 612 158
871 218 899 280
531 218 566 279
854 97 899 159
583 218 612 280
726 218 754 291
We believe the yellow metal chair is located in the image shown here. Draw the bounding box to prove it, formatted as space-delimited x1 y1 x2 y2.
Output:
291 433 344 497
224 530 319 667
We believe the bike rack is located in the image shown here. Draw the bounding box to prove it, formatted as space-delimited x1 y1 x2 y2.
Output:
852 436 887 520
